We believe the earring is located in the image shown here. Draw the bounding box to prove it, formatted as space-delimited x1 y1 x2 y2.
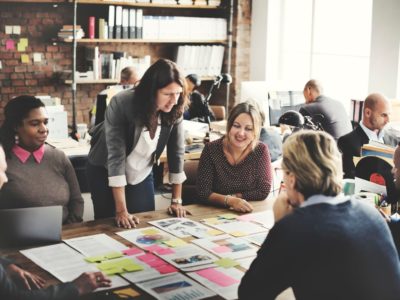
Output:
15 134 19 145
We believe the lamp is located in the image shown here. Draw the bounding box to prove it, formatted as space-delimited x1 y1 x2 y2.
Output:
278 110 305 128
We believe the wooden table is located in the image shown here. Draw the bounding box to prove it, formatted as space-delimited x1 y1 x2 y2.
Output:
0 201 278 299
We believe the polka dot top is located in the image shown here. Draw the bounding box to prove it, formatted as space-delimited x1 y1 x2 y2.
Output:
196 137 272 202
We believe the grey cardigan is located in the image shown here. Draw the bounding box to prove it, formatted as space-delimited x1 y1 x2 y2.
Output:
88 89 185 185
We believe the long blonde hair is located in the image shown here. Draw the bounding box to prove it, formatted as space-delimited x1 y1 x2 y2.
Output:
282 130 342 199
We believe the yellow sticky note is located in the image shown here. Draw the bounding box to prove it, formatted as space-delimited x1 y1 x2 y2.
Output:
113 287 140 298
229 231 246 237
123 264 143 272
104 266 123 275
17 43 26 52
215 258 240 268
21 54 30 64
97 261 121 270
84 255 105 263
203 217 220 225
141 228 160 235
163 239 187 248
219 213 237 220
207 229 223 236
19 38 28 47
104 252 123 259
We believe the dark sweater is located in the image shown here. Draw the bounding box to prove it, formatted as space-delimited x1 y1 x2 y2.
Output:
196 138 272 202
239 199 400 300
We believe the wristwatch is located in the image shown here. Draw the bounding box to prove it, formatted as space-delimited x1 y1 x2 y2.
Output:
171 198 183 205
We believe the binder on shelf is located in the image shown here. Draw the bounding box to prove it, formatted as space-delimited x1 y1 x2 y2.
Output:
115 6 123 39
136 9 143 39
108 5 115 39
98 18 105 39
122 8 129 39
88 16 95 39
129 8 136 39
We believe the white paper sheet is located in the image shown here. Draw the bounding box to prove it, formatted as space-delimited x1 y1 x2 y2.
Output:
20 243 129 290
187 267 245 300
136 273 216 300
63 233 128 257
148 217 221 238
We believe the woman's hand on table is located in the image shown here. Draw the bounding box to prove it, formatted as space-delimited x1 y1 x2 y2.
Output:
228 196 253 213
115 211 139 229
168 204 190 218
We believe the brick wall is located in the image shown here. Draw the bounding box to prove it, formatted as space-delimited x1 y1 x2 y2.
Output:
0 1 252 126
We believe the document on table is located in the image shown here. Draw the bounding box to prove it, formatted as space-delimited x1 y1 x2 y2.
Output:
192 234 258 260
20 243 129 290
63 233 128 257
236 210 275 229
243 231 269 246
187 266 245 300
202 219 267 237
148 217 223 239
136 272 216 300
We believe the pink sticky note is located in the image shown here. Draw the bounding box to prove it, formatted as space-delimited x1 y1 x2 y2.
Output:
156 264 178 274
146 258 167 268
237 214 254 221
155 248 175 255
144 245 165 253
122 248 143 256
196 268 239 287
6 39 15 50
137 253 157 262
212 246 231 253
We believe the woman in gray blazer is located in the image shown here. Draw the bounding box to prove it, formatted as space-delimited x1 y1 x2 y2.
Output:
87 59 189 228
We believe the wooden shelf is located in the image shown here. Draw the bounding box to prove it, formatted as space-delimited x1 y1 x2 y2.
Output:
0 0 65 2
64 79 119 84
70 0 222 9
62 38 227 44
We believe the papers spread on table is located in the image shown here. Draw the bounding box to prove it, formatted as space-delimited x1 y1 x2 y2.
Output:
236 210 275 229
135 272 216 300
192 234 258 260
201 215 268 237
243 231 269 246
187 266 245 300
20 243 129 290
148 217 224 238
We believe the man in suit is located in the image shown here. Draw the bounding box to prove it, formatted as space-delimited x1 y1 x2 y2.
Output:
338 93 398 178
300 79 352 140
0 146 111 299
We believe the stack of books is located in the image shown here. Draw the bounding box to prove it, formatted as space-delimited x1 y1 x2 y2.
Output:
57 25 85 40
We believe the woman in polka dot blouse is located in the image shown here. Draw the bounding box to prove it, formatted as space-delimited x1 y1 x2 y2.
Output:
196 101 272 213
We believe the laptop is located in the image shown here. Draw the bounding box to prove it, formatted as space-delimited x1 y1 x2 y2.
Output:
0 206 62 248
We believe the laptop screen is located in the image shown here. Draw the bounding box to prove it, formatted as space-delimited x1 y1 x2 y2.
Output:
0 206 62 248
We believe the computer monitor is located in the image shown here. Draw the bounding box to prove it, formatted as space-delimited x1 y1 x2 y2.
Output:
269 90 304 126
240 81 270 126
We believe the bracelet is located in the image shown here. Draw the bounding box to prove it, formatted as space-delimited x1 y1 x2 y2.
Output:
224 195 231 207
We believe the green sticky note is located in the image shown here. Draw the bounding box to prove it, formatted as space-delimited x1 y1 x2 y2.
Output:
85 255 105 263
163 239 187 248
104 266 123 275
141 228 160 235
219 213 237 220
104 252 123 259
215 258 240 268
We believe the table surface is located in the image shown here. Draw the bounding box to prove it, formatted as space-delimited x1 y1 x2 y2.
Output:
0 201 280 300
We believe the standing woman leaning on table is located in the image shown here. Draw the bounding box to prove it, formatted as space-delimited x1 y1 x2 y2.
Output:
87 59 189 228
196 101 272 213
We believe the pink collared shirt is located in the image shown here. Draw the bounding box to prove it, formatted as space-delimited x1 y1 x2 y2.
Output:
12 144 45 164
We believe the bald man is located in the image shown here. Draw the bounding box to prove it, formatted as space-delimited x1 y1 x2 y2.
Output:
338 93 399 178
300 79 352 140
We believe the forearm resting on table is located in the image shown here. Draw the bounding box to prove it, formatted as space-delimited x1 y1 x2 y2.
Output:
112 186 127 213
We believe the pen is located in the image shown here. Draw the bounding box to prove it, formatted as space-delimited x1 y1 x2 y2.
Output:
378 208 391 222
